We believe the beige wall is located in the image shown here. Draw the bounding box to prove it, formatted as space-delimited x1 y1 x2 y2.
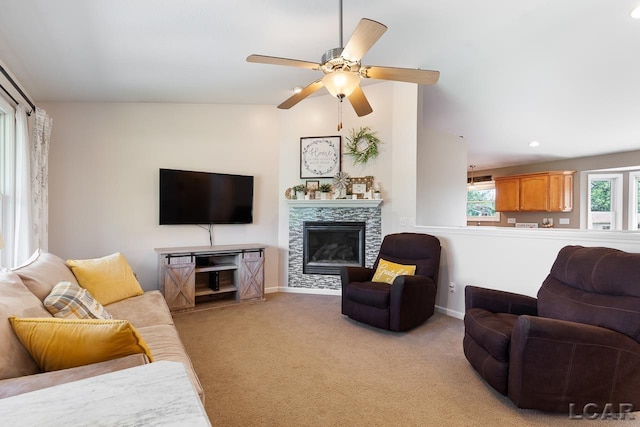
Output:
416 128 467 226
42 82 414 293
41 102 280 291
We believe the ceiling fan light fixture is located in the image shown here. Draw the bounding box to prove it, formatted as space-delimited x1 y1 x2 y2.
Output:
322 70 360 98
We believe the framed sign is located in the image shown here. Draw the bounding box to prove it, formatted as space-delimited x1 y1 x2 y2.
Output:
348 176 375 198
300 136 341 178
306 180 320 199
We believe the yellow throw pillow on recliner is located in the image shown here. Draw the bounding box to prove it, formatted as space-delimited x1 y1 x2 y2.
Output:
372 259 416 285
9 316 153 372
66 252 143 305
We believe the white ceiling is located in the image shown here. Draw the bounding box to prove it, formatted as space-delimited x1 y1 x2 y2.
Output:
1 0 639 169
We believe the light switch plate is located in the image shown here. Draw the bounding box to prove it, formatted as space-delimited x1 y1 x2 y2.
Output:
559 218 570 225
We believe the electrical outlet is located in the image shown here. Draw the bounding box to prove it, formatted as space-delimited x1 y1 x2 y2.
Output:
507 217 516 224
448 282 456 293
559 218 570 225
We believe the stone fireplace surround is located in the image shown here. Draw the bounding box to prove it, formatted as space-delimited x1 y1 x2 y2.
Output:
287 200 382 290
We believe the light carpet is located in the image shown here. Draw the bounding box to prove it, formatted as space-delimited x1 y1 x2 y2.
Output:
173 293 632 426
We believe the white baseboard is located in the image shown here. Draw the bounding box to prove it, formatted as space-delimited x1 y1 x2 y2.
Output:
435 305 464 320
266 286 464 319
265 286 341 296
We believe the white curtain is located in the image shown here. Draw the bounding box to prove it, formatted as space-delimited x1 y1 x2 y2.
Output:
31 107 51 252
12 105 33 265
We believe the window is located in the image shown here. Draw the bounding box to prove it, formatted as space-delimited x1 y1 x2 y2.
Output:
587 174 622 230
0 95 16 267
467 181 500 222
629 171 640 230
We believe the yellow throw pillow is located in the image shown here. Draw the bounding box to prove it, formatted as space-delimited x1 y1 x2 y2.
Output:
66 253 144 305
372 259 416 285
9 316 153 372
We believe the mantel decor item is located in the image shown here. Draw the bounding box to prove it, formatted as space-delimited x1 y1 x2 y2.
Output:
306 180 320 199
292 184 306 200
318 183 333 200
344 126 381 165
349 176 375 198
300 136 341 178
332 171 350 199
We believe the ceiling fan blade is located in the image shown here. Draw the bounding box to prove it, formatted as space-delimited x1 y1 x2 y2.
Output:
341 19 387 62
347 86 373 117
362 65 440 85
277 79 324 109
246 54 320 70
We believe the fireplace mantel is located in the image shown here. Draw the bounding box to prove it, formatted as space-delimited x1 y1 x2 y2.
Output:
286 199 383 208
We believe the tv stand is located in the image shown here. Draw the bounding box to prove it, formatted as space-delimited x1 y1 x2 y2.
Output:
155 244 266 312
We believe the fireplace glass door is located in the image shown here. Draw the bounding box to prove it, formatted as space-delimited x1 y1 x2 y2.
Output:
303 221 366 275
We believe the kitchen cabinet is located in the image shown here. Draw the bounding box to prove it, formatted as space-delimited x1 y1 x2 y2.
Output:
495 171 574 212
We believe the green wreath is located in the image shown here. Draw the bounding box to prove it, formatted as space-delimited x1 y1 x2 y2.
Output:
344 126 382 165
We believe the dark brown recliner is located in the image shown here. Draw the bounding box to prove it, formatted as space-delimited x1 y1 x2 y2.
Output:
340 233 441 331
464 245 640 413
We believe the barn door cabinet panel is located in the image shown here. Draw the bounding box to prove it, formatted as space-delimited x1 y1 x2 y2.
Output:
161 261 196 311
494 171 575 212
239 250 265 301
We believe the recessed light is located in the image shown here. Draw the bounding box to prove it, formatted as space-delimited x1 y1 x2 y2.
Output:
528 140 540 147
631 5 640 19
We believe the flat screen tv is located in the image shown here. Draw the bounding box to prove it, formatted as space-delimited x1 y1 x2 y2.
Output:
159 168 254 225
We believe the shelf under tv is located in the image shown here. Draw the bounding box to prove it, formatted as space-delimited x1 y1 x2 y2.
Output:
194 284 237 297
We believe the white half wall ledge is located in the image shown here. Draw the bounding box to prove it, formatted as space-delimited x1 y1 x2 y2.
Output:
414 225 640 244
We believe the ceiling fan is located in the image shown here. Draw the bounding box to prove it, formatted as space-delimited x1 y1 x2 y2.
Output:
246 1 440 118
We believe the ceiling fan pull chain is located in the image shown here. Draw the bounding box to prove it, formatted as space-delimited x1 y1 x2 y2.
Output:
337 94 344 131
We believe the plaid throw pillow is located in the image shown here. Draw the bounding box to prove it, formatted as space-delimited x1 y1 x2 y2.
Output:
44 281 112 319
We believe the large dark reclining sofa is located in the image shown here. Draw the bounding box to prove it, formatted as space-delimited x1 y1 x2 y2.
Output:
464 245 640 413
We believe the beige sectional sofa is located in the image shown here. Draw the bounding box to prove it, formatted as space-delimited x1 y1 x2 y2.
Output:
0 251 203 401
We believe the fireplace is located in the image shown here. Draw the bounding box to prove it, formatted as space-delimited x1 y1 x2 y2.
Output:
303 221 366 275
